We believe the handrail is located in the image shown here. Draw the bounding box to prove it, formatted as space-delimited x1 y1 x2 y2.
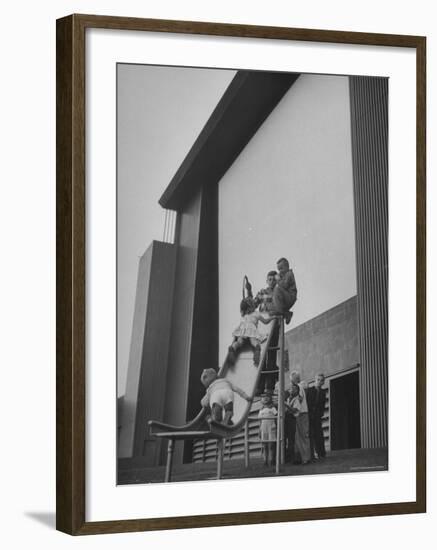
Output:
148 407 208 435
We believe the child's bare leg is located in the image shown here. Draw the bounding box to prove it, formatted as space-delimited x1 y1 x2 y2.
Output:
228 338 244 365
266 443 271 465
262 443 268 465
211 403 223 423
232 337 245 351
223 402 234 425
227 338 239 365
269 443 276 466
249 338 261 365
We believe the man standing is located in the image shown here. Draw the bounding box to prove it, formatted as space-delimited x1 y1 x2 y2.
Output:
290 371 311 464
284 383 299 463
307 374 327 460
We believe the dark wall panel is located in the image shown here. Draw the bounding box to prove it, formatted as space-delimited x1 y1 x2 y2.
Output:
184 183 219 462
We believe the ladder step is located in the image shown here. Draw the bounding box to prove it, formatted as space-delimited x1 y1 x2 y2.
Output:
260 369 280 374
268 346 280 351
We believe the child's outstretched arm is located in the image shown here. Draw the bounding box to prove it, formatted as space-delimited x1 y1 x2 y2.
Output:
256 311 274 325
229 382 250 401
200 392 210 408
258 315 273 325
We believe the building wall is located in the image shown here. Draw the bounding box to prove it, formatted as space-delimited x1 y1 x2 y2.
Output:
118 241 177 462
285 296 359 384
119 245 154 459
218 74 357 365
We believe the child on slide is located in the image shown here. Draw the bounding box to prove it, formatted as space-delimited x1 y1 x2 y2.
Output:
228 297 274 366
200 368 250 425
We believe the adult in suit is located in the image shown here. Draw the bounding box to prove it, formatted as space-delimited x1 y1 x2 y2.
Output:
289 371 311 464
307 374 327 460
284 385 297 463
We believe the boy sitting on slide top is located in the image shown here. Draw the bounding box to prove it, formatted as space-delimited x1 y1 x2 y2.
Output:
271 257 297 325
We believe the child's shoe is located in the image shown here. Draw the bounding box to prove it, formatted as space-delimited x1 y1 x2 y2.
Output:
285 311 293 325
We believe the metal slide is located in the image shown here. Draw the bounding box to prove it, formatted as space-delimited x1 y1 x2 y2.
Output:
148 317 277 437
148 318 279 481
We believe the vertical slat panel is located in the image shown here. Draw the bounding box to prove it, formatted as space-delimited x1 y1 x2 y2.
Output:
349 76 388 448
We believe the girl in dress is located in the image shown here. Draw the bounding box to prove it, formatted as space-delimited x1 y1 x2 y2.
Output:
228 298 273 366
258 394 277 466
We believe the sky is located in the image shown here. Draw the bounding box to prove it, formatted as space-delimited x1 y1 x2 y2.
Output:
117 65 356 396
117 64 236 395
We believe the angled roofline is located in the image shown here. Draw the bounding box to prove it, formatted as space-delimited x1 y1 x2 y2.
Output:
159 70 300 211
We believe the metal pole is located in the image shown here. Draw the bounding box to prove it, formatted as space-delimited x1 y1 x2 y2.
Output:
217 439 224 479
244 421 250 468
276 318 285 474
165 439 175 482
280 319 285 466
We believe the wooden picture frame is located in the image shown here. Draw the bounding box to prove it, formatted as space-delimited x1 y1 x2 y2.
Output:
56 13 426 535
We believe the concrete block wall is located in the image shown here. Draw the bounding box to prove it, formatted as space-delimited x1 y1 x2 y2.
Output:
285 296 359 383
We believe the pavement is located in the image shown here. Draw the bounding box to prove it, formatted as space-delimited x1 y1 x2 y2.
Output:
118 447 388 485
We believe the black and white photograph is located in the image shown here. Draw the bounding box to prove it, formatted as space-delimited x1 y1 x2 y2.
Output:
116 63 389 485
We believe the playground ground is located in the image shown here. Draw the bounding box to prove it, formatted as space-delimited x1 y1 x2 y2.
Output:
118 447 388 485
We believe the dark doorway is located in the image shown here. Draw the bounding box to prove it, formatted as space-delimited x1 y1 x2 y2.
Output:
330 371 361 450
